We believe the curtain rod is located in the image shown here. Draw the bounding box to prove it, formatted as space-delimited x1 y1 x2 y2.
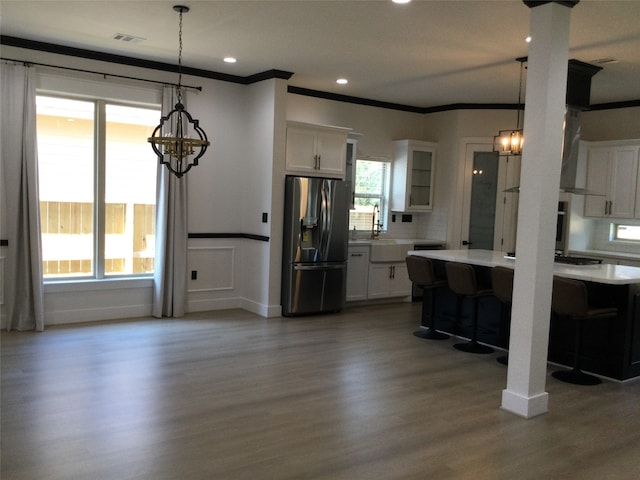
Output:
0 57 202 91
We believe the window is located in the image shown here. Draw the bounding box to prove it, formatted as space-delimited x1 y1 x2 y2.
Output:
36 95 160 279
614 224 640 242
349 159 390 232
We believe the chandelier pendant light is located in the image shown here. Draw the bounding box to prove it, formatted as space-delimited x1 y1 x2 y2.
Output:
494 58 526 156
148 5 210 178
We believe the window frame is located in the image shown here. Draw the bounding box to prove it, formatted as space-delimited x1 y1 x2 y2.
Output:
36 93 161 281
349 158 391 233
613 223 640 242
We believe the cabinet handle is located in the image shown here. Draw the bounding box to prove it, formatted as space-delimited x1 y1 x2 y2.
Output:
350 253 363 257
317 154 321 169
609 200 613 216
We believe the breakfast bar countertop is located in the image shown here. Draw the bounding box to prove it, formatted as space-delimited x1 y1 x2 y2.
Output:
406 249 640 286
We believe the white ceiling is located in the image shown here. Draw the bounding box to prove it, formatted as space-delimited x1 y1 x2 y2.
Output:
2 0 639 108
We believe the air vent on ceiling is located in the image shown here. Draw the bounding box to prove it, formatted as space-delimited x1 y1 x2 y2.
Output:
112 33 145 44
591 57 619 65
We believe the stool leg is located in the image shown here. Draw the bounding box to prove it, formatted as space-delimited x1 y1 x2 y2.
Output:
413 288 449 340
552 318 601 385
454 297 494 354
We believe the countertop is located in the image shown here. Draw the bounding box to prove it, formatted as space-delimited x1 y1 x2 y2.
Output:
407 249 640 285
569 249 640 263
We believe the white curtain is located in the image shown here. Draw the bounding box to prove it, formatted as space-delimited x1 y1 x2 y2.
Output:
0 63 45 331
152 86 188 317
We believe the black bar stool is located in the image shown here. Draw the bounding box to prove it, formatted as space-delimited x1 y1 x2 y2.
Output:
445 262 494 354
406 255 449 340
551 276 617 385
491 266 514 365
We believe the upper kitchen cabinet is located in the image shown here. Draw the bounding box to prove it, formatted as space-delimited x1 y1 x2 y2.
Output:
285 121 350 178
584 142 640 219
391 140 437 212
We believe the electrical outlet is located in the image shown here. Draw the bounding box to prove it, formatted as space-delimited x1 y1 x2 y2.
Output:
191 270 197 280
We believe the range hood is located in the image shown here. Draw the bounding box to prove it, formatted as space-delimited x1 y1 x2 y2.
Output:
559 60 602 194
504 59 602 195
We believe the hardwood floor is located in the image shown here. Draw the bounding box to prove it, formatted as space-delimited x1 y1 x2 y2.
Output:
2 302 639 479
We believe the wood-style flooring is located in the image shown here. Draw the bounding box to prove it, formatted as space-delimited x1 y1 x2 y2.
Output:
2 302 640 479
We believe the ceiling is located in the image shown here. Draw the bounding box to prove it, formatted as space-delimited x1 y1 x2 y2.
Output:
2 0 639 109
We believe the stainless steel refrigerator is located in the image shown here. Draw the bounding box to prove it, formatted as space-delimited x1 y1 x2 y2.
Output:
282 175 350 316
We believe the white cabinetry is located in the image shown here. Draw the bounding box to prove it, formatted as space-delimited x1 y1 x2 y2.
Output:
367 262 411 299
584 143 640 218
285 122 349 178
346 246 369 301
391 140 437 212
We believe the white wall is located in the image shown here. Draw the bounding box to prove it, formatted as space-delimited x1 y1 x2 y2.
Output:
1 46 280 325
2 43 637 326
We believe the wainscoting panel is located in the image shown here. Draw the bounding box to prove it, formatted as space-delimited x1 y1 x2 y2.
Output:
187 246 235 292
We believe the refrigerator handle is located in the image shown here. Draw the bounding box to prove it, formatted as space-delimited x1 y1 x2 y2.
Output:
319 182 329 257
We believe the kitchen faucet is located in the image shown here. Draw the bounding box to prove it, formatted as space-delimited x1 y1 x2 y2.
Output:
371 204 382 239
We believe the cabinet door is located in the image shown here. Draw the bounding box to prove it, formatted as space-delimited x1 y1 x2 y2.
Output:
285 125 318 173
585 145 639 218
346 247 369 301
391 140 437 212
584 148 611 217
408 149 434 209
367 264 392 299
316 129 347 177
387 263 411 297
367 263 411 299
609 146 639 218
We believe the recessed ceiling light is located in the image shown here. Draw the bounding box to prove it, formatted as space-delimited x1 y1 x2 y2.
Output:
336 78 348 85
224 57 237 64
525 36 532 43
392 0 412 4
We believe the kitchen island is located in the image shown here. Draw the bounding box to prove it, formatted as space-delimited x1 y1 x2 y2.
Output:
407 249 640 380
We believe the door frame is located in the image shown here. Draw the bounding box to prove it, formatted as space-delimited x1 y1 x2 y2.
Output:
459 139 520 251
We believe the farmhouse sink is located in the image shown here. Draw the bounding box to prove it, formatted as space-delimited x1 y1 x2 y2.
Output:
369 239 414 263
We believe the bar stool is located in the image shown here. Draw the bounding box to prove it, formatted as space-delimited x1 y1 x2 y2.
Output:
406 255 449 340
445 262 494 354
551 276 618 385
491 266 514 365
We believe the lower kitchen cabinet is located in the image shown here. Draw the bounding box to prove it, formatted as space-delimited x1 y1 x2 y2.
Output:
346 246 369 301
367 262 411 299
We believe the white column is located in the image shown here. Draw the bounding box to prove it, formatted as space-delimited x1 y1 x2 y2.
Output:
501 2 572 418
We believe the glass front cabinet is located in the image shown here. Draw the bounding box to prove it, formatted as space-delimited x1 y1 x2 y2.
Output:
391 140 436 212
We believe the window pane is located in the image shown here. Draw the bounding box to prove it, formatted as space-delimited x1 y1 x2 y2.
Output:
37 97 95 277
616 225 640 241
349 159 389 232
105 104 159 275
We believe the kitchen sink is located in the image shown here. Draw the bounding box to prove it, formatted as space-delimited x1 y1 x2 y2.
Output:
369 239 414 262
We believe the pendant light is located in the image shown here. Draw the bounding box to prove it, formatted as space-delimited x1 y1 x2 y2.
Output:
493 58 526 156
148 5 210 178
